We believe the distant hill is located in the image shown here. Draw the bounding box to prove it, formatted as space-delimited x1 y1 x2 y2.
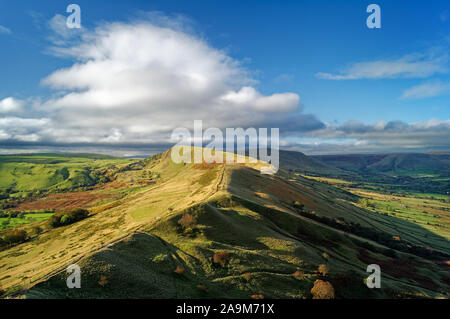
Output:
279 150 344 176
0 153 132 193
312 153 450 177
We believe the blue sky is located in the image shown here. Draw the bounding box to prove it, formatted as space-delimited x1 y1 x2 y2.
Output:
0 0 449 154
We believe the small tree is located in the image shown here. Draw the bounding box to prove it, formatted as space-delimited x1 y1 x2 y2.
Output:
98 276 108 287
322 252 329 260
292 270 305 280
174 265 186 276
213 250 230 267
3 230 27 245
178 213 197 230
311 280 335 299
318 264 329 277
31 226 43 236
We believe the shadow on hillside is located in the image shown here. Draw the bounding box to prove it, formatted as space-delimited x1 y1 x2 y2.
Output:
228 166 450 259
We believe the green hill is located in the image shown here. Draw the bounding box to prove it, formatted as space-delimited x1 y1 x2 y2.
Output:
0 153 132 194
313 153 450 177
0 149 448 299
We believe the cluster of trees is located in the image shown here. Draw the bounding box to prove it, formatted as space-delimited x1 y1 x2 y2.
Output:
0 226 44 249
48 208 89 228
1 229 27 246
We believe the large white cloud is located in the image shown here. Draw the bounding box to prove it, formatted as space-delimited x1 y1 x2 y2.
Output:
32 19 302 145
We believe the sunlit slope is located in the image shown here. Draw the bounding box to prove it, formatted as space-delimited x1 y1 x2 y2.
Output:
0 153 132 193
1 149 447 298
0 149 225 294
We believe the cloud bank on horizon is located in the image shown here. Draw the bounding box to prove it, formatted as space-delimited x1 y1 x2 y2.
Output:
0 13 449 155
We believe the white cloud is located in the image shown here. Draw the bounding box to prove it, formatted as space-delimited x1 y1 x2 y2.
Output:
283 119 450 154
0 117 49 142
47 14 83 45
401 81 450 99
316 53 448 80
309 119 450 151
0 97 25 114
35 18 301 144
221 87 299 112
0 25 11 34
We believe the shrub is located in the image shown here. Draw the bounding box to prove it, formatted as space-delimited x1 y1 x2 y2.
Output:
31 226 43 236
178 213 197 230
174 266 186 276
3 230 27 245
98 276 108 287
251 294 264 299
318 264 329 277
322 252 330 260
213 250 230 267
311 280 335 299
292 270 305 280
243 272 252 281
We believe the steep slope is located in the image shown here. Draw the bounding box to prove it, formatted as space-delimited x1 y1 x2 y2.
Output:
1 149 448 299
279 150 343 176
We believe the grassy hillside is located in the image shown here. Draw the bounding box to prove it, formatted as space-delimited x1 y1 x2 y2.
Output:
0 149 448 299
313 153 450 177
310 153 450 195
0 153 132 193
